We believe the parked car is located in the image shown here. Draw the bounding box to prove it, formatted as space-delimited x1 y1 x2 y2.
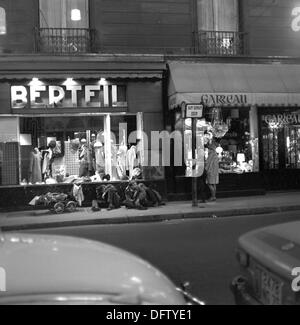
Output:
0 233 204 305
231 221 300 305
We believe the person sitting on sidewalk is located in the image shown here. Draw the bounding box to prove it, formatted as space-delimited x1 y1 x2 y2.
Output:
123 181 148 210
143 184 165 207
95 184 121 211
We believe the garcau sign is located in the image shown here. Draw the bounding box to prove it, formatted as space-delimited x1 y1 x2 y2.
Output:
262 113 300 126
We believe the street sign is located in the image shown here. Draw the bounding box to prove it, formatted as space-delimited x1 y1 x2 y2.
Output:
186 104 203 118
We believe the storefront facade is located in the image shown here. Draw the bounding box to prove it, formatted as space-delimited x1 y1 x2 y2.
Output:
0 55 166 209
166 60 300 199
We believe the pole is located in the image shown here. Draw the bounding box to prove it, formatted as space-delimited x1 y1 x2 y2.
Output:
192 118 198 207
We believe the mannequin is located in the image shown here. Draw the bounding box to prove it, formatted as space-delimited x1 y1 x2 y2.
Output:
126 144 137 179
94 134 105 179
29 147 42 184
79 139 89 177
42 141 55 179
117 141 128 180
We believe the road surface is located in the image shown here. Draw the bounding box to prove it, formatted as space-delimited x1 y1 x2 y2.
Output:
23 211 300 305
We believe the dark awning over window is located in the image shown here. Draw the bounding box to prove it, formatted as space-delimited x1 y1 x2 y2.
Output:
168 62 300 108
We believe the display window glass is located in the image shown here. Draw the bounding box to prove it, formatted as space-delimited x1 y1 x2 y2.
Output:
174 106 254 176
18 114 141 186
217 108 254 174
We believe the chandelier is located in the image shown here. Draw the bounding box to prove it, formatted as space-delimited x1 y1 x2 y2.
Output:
210 107 229 138
267 120 284 130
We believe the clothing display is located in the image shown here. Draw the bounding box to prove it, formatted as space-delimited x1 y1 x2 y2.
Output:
72 184 85 207
20 121 143 185
126 145 137 179
42 148 53 178
28 149 42 184
94 141 105 176
117 145 128 179
79 142 90 177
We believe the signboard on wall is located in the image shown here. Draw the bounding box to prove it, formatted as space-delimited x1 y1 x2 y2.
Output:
185 104 204 118
262 112 300 126
11 80 128 110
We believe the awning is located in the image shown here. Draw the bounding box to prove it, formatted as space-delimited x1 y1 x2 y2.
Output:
168 62 300 108
0 71 162 80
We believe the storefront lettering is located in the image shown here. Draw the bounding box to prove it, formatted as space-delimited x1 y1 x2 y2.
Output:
200 94 248 106
263 113 300 125
11 84 127 109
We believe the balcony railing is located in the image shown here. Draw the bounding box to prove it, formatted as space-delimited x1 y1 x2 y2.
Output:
35 28 96 54
195 30 248 56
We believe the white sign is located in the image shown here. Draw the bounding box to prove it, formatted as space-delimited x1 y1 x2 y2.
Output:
0 267 6 292
11 83 127 109
291 7 300 32
186 104 203 118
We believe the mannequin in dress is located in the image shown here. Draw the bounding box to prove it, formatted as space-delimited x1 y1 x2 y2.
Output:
29 147 42 184
94 133 105 180
117 141 128 180
79 139 90 177
126 144 137 180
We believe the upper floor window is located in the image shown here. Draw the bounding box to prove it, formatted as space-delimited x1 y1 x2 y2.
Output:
0 7 6 35
39 0 89 29
197 0 239 31
196 0 246 56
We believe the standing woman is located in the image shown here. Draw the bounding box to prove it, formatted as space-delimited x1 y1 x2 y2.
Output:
205 135 220 202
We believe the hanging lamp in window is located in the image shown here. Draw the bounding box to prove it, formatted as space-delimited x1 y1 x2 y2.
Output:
71 9 81 21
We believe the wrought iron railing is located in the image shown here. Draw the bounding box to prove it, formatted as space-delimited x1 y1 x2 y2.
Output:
195 30 248 56
35 28 96 54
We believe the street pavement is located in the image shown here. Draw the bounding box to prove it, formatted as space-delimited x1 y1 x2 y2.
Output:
1 191 300 231
19 210 300 305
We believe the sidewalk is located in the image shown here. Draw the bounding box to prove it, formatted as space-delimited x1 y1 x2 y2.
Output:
1 192 300 232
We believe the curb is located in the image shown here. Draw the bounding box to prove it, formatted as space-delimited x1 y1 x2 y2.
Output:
1 204 300 232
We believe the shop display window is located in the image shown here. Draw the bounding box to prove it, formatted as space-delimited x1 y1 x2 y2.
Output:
18 114 141 186
260 108 300 170
175 107 254 176
217 108 254 174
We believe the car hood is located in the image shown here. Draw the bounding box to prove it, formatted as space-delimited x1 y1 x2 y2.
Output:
239 221 300 279
0 233 185 305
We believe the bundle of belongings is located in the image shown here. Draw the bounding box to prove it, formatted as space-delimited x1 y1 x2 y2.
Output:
123 181 164 210
92 184 121 211
29 192 78 214
29 184 84 213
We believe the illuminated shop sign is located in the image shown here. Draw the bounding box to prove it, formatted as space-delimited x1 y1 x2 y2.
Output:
262 113 300 125
11 80 127 109
200 94 248 106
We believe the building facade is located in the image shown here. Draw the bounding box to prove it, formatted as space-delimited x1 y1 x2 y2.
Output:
0 0 300 208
